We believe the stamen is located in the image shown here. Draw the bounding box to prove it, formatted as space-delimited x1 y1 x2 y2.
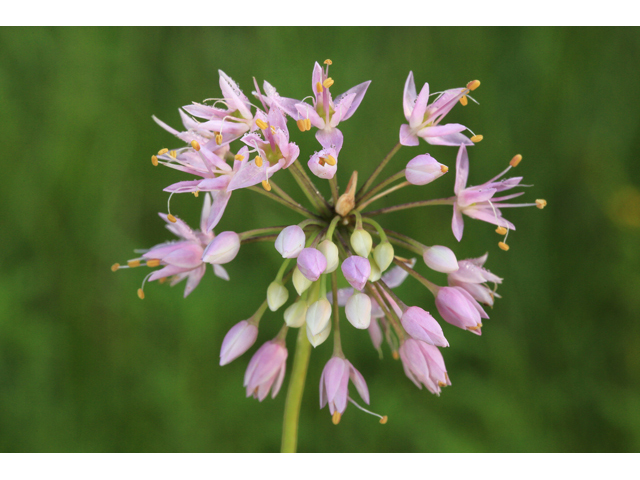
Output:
348 396 387 424
392 351 399 360
318 158 326 167
111 263 120 272
169 150 177 159
157 148 169 155
137 288 145 300
193 190 199 197
380 416 388 425
323 78 334 89
190 140 201 151
234 154 245 161
332 411 341 425
167 214 177 223
498 241 510 251
270 126 276 134
261 180 271 192
255 119 268 130
305 118 311 131
158 277 168 284
151 155 158 166
460 95 468 106
467 80 481 91
536 199 547 209
215 133 223 145
324 59 332 65
470 135 483 143
325 155 336 166
255 156 263 167
146 259 161 267
440 165 449 173
495 226 508 235
296 119 307 132
127 260 141 268
510 154 522 167
468 323 483 330
316 82 323 93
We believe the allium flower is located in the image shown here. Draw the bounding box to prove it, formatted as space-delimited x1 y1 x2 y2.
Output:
400 71 479 147
114 59 545 450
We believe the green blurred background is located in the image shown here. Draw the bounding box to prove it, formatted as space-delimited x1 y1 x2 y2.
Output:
1 27 639 452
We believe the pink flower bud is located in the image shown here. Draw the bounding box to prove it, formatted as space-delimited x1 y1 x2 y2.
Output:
405 154 448 185
401 306 449 347
202 231 240 264
243 340 288 401
296 247 327 281
341 256 371 291
219 320 258 366
274 225 306 258
399 338 450 395
345 293 372 329
423 245 459 273
320 357 370 416
435 286 488 334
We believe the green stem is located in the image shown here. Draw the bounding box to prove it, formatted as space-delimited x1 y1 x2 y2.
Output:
281 327 312 453
241 234 279 244
269 180 302 207
357 142 402 198
331 271 343 357
329 176 339 207
363 197 456 217
356 181 411 212
289 161 332 217
391 257 439 296
356 170 405 204
361 217 388 243
248 186 319 219
239 226 288 241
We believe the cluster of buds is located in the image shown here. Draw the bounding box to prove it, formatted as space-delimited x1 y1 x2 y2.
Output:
113 60 545 426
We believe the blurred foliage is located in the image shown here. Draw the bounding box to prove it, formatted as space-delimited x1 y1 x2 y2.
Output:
1 27 639 452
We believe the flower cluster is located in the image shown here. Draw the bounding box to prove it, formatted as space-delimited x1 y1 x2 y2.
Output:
113 60 545 429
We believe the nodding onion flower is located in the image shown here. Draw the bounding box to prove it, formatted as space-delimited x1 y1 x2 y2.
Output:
113 60 545 438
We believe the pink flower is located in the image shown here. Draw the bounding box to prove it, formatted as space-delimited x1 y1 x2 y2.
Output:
400 72 474 147
435 286 488 335
320 357 369 416
297 247 327 281
400 306 448 347
244 340 288 401
220 320 258 366
400 339 451 394
341 256 371 291
448 253 503 306
453 145 535 241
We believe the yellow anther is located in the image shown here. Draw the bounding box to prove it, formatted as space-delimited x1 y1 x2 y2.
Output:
471 135 483 143
137 288 145 300
169 150 177 158
379 416 388 425
324 59 332 65
193 190 199 197
498 241 510 251
167 214 177 223
157 148 169 155
316 81 324 93
296 119 307 132
467 80 481 91
305 118 311 131
460 95 468 106
495 226 508 235
510 154 522 167
318 158 326 167
127 260 141 268
332 412 341 425
234 154 245 161
255 119 268 130
261 180 272 191
440 165 449 173
190 140 201 151
158 277 167 284
146 259 161 267
325 155 336 166
270 126 276 134
215 133 223 145
323 77 334 89
536 199 547 209
151 155 158 166
468 323 483 330
255 156 263 167
392 351 399 360
111 263 120 272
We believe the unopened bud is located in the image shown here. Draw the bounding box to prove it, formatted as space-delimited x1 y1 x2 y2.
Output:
307 317 331 348
275 225 306 259
267 281 289 312
336 171 358 216
284 300 308 328
373 242 394 272
292 267 313 295
297 248 327 281
405 154 448 186
317 239 339 273
350 228 373 258
423 246 459 273
368 256 382 282
341 255 371 291
219 320 258 366
306 298 332 336
202 231 241 264
345 293 372 329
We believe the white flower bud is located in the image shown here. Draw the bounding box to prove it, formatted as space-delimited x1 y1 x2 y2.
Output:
284 299 308 328
305 298 332 336
373 241 394 272
292 267 313 295
368 256 382 282
267 281 289 312
423 246 459 273
345 293 372 329
202 231 241 264
350 228 372 258
307 320 331 348
274 225 306 258
317 239 339 273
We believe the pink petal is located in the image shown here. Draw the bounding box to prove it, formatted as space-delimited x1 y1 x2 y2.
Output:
409 82 430 128
454 145 469 195
403 71 417 120
337 81 371 121
399 124 419 146
206 190 232 232
452 203 465 241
